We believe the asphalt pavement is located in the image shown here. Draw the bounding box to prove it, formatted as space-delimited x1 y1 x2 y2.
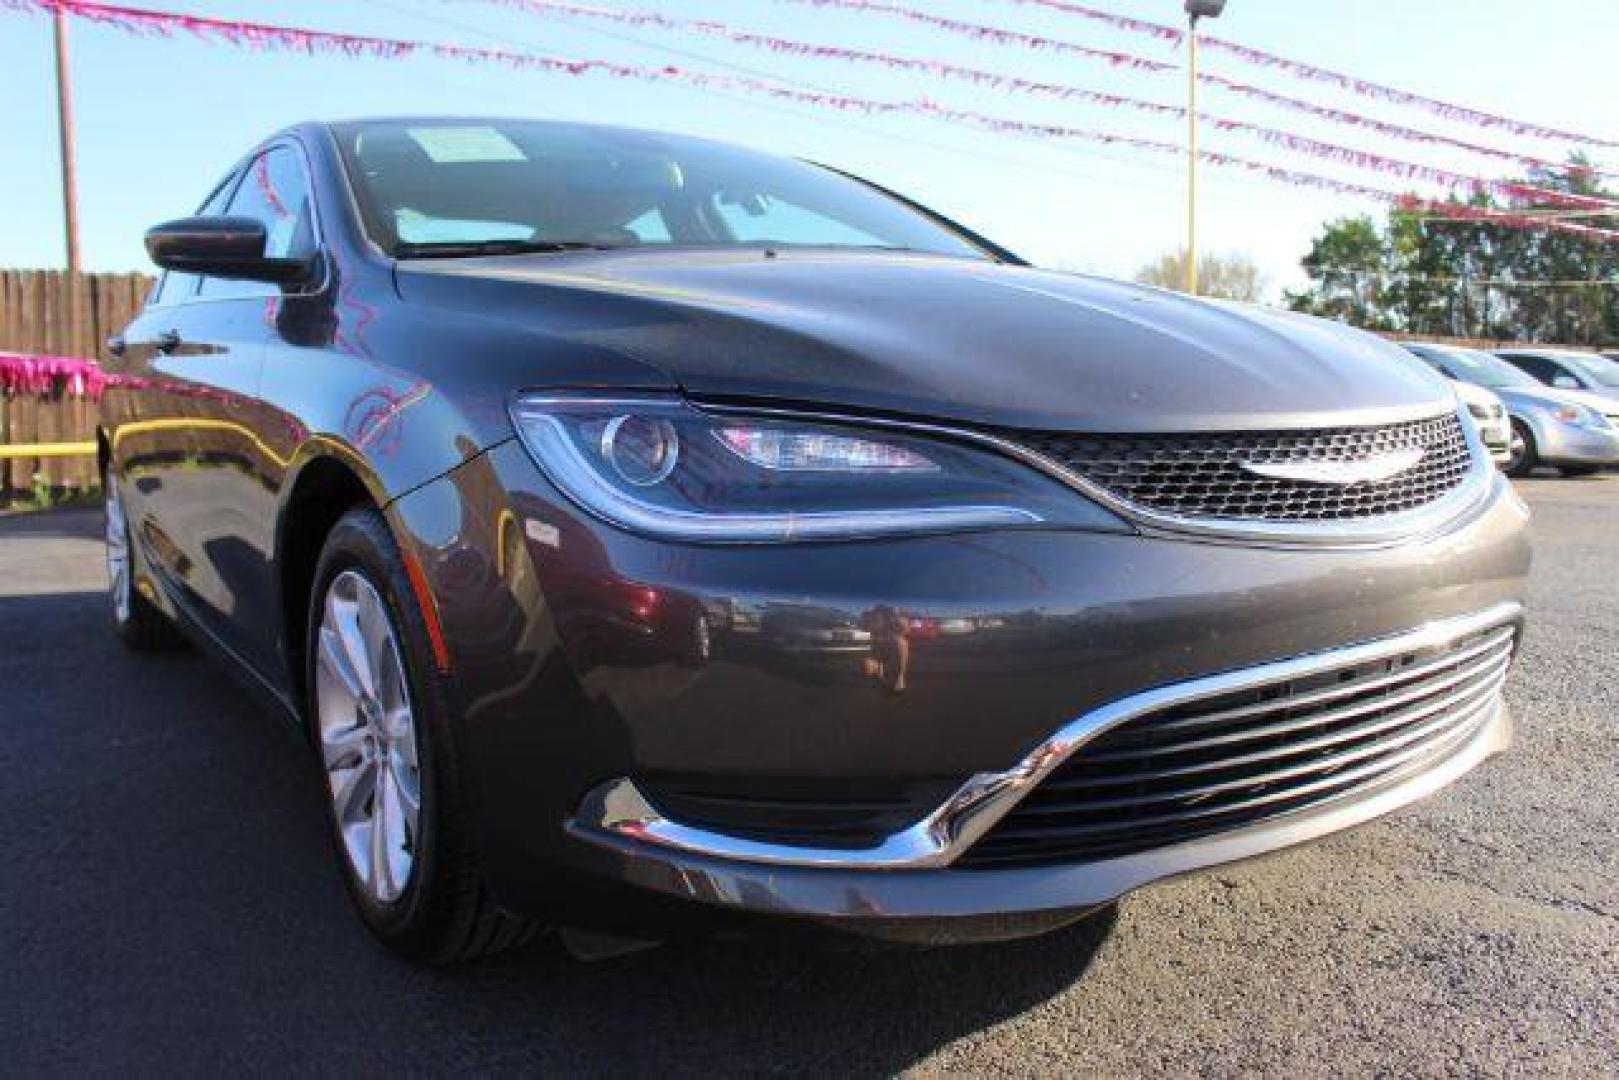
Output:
2 478 1615 1076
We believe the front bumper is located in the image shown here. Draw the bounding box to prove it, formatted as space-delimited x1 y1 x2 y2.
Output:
390 444 1532 934
1480 421 1512 465
1537 420 1619 466
572 696 1511 921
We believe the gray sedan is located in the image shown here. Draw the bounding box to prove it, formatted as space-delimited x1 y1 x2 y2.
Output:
1405 343 1619 476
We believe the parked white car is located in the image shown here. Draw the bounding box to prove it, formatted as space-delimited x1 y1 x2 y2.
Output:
1449 379 1512 467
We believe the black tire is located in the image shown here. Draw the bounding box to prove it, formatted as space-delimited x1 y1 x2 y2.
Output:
1504 420 1538 479
306 508 538 963
104 476 186 651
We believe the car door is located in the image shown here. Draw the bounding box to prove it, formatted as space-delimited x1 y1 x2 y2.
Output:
127 144 322 679
111 172 238 628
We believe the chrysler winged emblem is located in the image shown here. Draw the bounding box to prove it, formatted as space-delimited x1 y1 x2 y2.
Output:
1238 446 1426 486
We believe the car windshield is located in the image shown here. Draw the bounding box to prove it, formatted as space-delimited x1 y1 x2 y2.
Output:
1417 346 1542 389
333 120 994 261
1554 353 1619 387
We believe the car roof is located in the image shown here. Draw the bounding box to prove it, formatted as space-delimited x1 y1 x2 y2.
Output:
1496 347 1600 359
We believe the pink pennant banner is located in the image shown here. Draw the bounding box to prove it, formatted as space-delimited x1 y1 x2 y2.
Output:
910 99 1619 242
0 0 880 113
765 0 1177 72
476 0 1186 109
977 0 1184 42
0 352 111 398
7 0 1617 243
793 0 1619 151
1200 73 1609 182
480 0 1617 210
1197 35 1619 151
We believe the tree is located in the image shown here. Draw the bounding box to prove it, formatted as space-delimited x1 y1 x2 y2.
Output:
1135 251 1267 302
1286 158 1619 344
1283 216 1396 329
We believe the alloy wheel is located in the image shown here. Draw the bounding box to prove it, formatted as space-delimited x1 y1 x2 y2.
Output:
315 569 422 904
105 482 131 623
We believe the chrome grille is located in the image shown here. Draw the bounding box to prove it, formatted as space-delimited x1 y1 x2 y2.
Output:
959 619 1516 868
1009 412 1473 522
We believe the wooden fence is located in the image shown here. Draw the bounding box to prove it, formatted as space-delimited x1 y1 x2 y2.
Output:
0 269 152 494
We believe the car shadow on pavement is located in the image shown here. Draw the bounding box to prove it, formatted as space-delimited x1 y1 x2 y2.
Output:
3 587 1114 1077
415 908 1118 1076
0 506 103 540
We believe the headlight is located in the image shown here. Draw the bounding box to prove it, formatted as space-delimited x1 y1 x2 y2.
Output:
1551 404 1604 428
510 393 1129 542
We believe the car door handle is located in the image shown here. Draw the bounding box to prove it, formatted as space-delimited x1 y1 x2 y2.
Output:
106 334 126 358
155 330 182 354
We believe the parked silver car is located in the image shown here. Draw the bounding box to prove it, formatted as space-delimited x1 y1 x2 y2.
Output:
1405 343 1619 476
1497 347 1619 405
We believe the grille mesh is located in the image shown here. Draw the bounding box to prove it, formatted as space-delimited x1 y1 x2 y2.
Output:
959 620 1516 868
1010 413 1473 522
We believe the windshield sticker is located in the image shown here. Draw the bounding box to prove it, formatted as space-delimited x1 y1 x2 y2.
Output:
407 126 527 164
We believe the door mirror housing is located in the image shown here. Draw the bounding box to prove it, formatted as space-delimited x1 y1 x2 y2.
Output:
1552 374 1581 390
144 216 314 284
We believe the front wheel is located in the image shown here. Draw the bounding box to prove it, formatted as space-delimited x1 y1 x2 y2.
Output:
308 508 537 962
1504 420 1538 479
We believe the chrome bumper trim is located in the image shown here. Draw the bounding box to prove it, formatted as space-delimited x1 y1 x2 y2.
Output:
570 602 1524 871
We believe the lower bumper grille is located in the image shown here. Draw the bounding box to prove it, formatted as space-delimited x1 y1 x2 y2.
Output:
959 619 1517 868
638 780 953 850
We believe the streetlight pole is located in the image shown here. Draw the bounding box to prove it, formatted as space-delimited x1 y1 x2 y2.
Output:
53 8 83 275
1185 19 1199 295
1182 1 1227 297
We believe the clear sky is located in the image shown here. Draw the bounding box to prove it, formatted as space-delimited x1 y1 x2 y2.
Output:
1 0 1615 295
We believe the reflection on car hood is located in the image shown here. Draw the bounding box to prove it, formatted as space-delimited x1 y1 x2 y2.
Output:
399 249 1454 433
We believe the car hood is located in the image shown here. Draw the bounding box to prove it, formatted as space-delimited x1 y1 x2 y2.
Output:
397 249 1453 433
1493 383 1616 414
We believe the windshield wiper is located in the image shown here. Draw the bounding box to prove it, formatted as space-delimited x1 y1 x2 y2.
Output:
394 239 624 259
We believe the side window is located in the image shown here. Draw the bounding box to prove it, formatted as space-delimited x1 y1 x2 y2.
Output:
199 146 318 299
1512 356 1557 383
151 172 238 307
1547 361 1583 388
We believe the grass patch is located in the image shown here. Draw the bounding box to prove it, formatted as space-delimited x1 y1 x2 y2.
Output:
0 481 102 514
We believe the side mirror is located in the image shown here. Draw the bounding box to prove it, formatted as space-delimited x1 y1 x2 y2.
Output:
144 216 313 284
1552 374 1581 390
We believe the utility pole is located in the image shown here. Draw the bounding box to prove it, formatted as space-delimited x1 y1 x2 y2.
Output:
1182 1 1227 296
1185 25 1198 296
53 8 82 275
